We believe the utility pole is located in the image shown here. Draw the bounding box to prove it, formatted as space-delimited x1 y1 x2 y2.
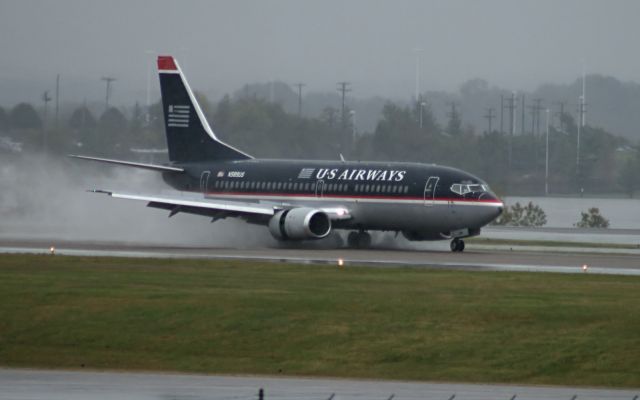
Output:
545 109 550 196
42 90 52 126
101 76 116 110
534 98 543 136
42 90 51 152
413 47 423 103
576 96 586 187
555 101 566 132
521 94 526 135
55 74 60 129
484 107 496 133
419 101 427 129
500 94 504 134
505 92 517 168
293 83 305 117
528 99 543 136
337 81 352 155
337 82 351 130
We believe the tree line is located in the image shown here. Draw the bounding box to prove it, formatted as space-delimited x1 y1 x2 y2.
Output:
1 92 638 197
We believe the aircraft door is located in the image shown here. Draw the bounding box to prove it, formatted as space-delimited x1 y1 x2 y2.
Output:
200 171 211 193
423 176 439 206
315 180 325 198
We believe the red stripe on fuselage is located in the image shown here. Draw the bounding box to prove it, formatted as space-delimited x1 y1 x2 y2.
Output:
203 191 501 203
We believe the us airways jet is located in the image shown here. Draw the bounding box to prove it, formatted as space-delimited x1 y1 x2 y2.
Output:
72 55 503 252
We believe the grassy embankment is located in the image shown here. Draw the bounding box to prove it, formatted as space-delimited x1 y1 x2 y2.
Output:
1 254 639 387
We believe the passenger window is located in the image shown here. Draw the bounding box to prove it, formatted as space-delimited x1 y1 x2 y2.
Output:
404 186 409 194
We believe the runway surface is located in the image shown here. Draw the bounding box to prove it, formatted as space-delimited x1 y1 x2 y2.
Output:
1 237 639 276
1 368 637 400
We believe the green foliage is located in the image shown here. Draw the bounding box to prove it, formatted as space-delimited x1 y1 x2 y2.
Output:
0 106 8 131
617 149 640 198
492 201 547 227
9 103 41 130
575 207 610 228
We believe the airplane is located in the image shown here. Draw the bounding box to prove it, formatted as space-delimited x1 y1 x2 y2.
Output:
72 55 503 252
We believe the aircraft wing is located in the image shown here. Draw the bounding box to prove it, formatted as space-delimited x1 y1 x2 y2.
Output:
89 190 351 221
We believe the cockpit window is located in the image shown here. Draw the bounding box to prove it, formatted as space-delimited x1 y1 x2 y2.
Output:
450 183 489 195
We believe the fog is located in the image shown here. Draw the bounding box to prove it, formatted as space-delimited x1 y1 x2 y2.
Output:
2 0 640 105
0 154 276 247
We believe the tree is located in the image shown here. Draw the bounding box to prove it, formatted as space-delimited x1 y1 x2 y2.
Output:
68 106 97 130
91 107 128 156
0 106 8 132
492 202 547 227
618 150 640 198
575 208 610 228
9 103 41 130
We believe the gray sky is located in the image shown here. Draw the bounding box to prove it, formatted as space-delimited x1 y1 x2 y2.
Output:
1 0 639 106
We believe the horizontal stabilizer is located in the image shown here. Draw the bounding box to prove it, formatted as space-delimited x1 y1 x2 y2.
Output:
69 155 184 172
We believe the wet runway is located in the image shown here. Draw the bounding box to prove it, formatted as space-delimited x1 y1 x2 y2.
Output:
1 237 639 276
1 368 637 400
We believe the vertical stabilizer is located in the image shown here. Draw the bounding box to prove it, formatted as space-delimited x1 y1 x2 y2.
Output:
157 55 252 163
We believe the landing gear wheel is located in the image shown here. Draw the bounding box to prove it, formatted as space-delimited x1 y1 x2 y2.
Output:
450 238 465 252
347 231 359 248
347 231 372 249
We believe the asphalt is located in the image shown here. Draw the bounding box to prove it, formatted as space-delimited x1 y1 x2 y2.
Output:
1 368 638 400
1 237 639 276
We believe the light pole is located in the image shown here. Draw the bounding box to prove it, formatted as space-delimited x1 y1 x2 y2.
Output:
419 101 426 129
577 95 582 186
145 50 155 124
545 109 550 196
413 47 423 103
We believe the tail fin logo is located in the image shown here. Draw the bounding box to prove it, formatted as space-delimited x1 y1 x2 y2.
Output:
167 105 190 128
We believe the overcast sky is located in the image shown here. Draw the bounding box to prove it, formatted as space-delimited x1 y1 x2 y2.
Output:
1 0 639 106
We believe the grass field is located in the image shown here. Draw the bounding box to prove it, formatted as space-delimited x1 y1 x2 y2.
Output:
0 254 639 387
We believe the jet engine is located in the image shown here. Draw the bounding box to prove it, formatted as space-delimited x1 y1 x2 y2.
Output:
268 208 332 240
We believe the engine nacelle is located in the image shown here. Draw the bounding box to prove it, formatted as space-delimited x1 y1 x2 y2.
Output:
268 208 332 240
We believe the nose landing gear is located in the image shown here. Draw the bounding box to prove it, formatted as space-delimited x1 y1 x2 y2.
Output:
347 230 372 249
450 238 465 252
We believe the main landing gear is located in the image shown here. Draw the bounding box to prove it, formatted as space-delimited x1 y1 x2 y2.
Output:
450 238 465 252
347 230 372 249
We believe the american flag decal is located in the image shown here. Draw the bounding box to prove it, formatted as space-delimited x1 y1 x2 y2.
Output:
298 168 315 179
167 105 190 128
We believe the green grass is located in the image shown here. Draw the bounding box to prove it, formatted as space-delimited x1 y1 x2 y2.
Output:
1 254 639 387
